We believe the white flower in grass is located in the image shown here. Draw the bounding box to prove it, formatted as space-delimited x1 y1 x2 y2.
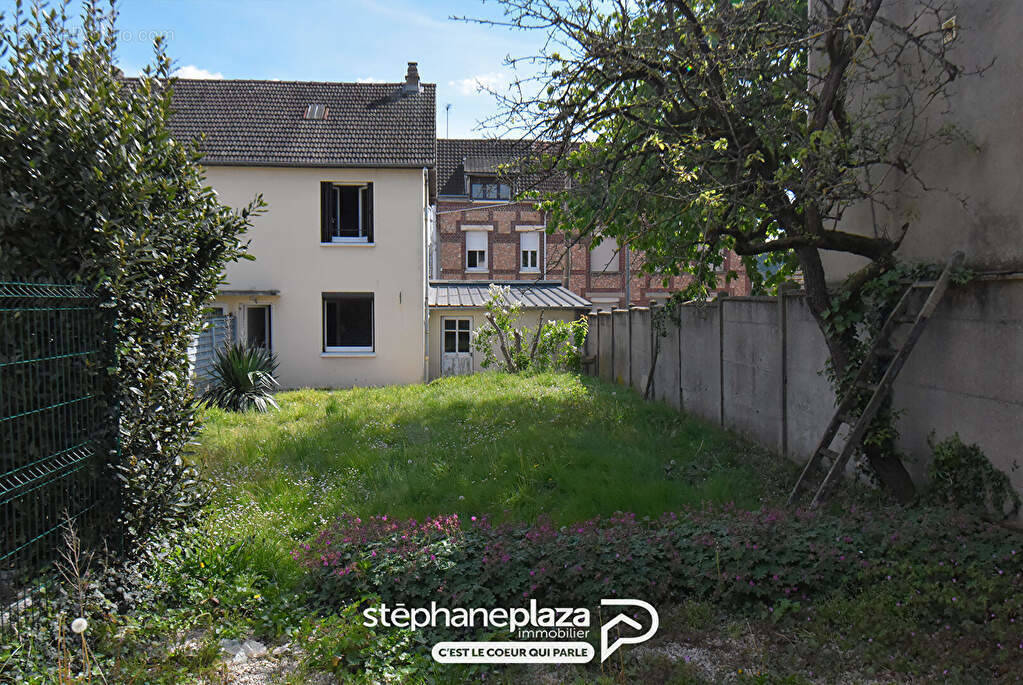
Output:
71 617 88 634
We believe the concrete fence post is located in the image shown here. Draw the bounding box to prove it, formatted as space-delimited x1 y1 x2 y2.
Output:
718 294 726 426
586 312 599 377
779 291 789 456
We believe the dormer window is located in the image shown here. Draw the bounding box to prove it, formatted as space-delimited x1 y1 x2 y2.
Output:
469 175 511 201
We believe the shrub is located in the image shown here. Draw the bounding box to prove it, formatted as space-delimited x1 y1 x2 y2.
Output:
926 433 1020 518
201 343 280 413
0 3 264 546
472 284 588 372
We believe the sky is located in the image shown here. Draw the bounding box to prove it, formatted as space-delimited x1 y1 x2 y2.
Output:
0 0 547 138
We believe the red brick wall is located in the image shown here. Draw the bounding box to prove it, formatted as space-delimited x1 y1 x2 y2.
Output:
436 199 751 306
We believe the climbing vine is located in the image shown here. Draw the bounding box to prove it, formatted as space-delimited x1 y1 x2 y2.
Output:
820 261 975 481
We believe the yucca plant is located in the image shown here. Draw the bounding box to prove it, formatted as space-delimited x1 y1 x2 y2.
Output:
202 343 280 412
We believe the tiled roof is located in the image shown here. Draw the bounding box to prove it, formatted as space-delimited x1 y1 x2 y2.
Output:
437 138 568 197
428 281 590 309
166 79 436 168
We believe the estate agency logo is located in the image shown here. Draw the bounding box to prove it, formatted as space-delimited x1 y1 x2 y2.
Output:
363 598 658 664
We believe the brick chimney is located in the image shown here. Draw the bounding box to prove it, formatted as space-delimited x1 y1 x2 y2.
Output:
403 62 422 94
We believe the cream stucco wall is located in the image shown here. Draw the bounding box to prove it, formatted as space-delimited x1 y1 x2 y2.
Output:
427 308 586 380
205 165 428 389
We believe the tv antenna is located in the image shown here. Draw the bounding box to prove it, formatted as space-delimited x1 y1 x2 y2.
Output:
445 103 451 137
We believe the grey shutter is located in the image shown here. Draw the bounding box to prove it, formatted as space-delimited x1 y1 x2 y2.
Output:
362 183 374 242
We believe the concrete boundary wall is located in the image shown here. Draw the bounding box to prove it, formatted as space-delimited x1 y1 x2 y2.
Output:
584 280 1023 501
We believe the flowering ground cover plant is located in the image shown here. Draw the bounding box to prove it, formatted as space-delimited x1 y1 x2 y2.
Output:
293 506 1023 681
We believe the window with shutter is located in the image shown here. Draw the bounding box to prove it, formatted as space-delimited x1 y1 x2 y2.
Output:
520 231 540 272
320 182 374 243
590 236 620 273
465 231 488 271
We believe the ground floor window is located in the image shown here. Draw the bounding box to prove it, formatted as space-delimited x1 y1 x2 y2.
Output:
246 305 271 349
323 293 374 352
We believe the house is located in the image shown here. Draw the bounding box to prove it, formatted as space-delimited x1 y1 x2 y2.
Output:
427 281 590 379
169 63 435 389
434 138 752 310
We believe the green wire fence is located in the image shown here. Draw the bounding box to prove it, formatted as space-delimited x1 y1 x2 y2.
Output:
0 282 119 627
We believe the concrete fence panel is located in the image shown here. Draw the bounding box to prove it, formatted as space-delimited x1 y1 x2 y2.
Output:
585 312 599 377
612 309 630 386
891 278 1023 492
629 307 652 396
679 302 722 425
721 298 783 452
652 306 682 409
783 296 836 461
597 311 613 383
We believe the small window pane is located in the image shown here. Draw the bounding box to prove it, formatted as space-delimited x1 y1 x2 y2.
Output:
458 319 470 331
458 331 470 352
335 186 362 238
444 330 457 352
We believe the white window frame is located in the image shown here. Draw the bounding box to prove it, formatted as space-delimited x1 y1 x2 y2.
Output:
442 317 473 354
465 230 489 272
519 230 540 273
243 304 272 351
330 184 370 244
322 293 374 354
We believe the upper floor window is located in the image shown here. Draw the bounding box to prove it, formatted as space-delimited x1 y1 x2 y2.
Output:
465 230 488 271
590 236 620 273
320 182 374 243
469 175 511 201
520 230 540 272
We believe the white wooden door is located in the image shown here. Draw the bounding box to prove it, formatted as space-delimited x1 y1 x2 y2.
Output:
441 318 473 376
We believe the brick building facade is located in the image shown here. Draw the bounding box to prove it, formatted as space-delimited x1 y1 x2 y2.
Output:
434 139 750 309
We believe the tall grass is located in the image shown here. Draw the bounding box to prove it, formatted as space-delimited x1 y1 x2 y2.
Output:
196 372 792 545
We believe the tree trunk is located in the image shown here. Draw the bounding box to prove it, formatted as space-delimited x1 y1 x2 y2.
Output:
797 245 917 501
864 444 916 503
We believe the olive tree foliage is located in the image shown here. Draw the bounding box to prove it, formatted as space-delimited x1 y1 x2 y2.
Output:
468 0 976 499
0 1 263 547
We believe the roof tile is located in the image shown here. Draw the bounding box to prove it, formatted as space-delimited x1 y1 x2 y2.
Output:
166 79 436 168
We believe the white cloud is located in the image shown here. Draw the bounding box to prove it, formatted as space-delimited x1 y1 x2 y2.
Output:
449 71 508 96
172 65 223 80
356 76 387 83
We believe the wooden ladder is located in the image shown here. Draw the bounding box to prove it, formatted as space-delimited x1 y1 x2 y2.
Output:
787 252 964 509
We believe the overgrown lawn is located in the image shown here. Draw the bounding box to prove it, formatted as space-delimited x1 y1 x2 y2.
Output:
197 372 789 542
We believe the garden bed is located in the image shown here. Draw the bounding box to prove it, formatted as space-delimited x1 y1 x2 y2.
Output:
4 374 1020 683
